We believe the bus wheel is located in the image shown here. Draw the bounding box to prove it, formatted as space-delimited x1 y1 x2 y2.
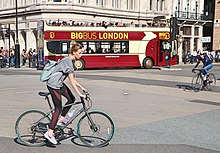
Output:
74 59 85 70
143 57 153 69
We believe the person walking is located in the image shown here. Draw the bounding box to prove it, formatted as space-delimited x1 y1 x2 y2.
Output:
21 49 27 66
43 41 86 145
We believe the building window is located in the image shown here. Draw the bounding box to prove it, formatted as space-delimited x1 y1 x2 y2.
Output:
96 0 105 6
149 0 152 10
157 0 159 11
53 0 61 2
160 0 164 11
126 0 134 10
79 0 86 4
194 27 199 36
183 26 191 35
112 0 120 9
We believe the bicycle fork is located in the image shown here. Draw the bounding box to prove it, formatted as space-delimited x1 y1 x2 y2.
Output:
85 112 98 132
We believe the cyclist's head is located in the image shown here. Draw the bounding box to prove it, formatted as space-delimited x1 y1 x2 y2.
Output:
199 51 206 59
69 41 83 59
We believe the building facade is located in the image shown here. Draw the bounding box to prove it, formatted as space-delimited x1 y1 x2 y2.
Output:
213 0 220 50
0 0 206 63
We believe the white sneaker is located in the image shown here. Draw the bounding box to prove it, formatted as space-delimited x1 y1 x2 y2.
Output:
202 74 206 80
44 132 57 145
57 121 65 126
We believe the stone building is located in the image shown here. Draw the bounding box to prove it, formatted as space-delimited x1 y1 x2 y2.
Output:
213 0 220 50
0 0 206 63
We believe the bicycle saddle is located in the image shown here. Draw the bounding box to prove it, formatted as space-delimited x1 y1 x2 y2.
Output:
38 92 50 97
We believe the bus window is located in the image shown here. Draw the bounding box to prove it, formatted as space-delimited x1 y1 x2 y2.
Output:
112 42 121 53
160 40 170 53
88 42 95 54
101 42 110 53
95 42 102 53
47 41 61 54
122 41 129 53
61 42 69 54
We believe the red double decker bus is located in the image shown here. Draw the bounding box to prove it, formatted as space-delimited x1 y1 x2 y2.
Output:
37 21 178 69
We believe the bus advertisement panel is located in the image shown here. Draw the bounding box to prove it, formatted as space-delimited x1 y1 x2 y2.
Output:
38 22 178 70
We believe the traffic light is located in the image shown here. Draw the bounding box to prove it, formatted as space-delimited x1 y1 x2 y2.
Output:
170 17 177 40
5 28 10 37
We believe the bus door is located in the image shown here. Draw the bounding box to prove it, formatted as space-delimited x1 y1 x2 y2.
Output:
146 40 160 66
158 40 171 66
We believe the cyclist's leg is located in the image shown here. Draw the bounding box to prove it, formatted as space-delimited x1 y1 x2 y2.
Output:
203 63 213 74
47 86 62 130
60 84 76 117
202 63 213 79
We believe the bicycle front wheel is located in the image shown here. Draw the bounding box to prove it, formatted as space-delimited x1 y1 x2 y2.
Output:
192 74 203 91
15 109 51 146
206 73 216 91
77 111 115 147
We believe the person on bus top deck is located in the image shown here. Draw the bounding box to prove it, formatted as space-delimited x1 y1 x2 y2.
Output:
44 41 87 145
192 51 213 81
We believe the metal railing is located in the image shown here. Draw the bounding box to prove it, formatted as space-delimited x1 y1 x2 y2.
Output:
175 11 204 20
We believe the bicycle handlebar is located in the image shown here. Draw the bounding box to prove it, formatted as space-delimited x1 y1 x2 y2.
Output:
192 68 202 73
80 90 92 110
80 90 91 102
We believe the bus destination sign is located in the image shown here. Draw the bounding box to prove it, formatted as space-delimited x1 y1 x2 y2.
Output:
158 32 170 40
44 31 146 40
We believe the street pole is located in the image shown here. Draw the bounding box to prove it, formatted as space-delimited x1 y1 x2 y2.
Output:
15 0 20 68
8 24 11 67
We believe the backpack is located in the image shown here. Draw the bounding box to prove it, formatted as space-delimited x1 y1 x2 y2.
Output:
40 60 58 82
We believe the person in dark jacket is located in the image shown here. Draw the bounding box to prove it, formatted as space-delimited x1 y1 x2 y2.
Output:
192 51 213 80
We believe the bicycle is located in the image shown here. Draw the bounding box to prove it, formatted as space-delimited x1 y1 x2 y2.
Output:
15 91 115 147
192 68 216 91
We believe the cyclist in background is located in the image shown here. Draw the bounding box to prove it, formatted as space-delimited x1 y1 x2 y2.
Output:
44 41 86 145
192 51 213 81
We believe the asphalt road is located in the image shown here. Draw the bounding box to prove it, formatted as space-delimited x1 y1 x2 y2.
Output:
0 64 220 153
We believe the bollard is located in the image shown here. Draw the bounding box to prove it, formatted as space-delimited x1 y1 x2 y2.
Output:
165 55 169 68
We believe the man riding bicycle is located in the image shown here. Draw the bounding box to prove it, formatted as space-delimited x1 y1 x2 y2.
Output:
192 51 213 81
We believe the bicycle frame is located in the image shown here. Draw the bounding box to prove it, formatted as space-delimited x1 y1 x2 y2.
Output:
195 70 203 82
40 92 96 133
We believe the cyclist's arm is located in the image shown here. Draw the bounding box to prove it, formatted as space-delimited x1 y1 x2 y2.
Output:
68 73 84 97
75 80 86 91
193 58 201 69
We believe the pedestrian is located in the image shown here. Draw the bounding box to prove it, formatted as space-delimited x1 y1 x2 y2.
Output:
43 41 87 145
9 47 15 67
21 49 27 66
32 49 37 68
28 48 33 67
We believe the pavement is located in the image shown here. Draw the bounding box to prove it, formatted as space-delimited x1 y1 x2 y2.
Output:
0 64 220 153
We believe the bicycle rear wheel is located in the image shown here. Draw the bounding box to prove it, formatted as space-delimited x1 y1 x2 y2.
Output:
77 110 115 147
192 74 203 91
206 73 216 91
15 109 51 146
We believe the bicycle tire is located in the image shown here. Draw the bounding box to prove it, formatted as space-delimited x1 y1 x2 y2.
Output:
77 110 115 147
206 73 216 91
192 74 203 91
15 109 51 146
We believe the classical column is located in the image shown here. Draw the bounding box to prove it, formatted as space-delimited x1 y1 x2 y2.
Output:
190 25 195 55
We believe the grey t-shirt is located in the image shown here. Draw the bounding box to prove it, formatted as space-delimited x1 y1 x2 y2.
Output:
46 57 74 89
